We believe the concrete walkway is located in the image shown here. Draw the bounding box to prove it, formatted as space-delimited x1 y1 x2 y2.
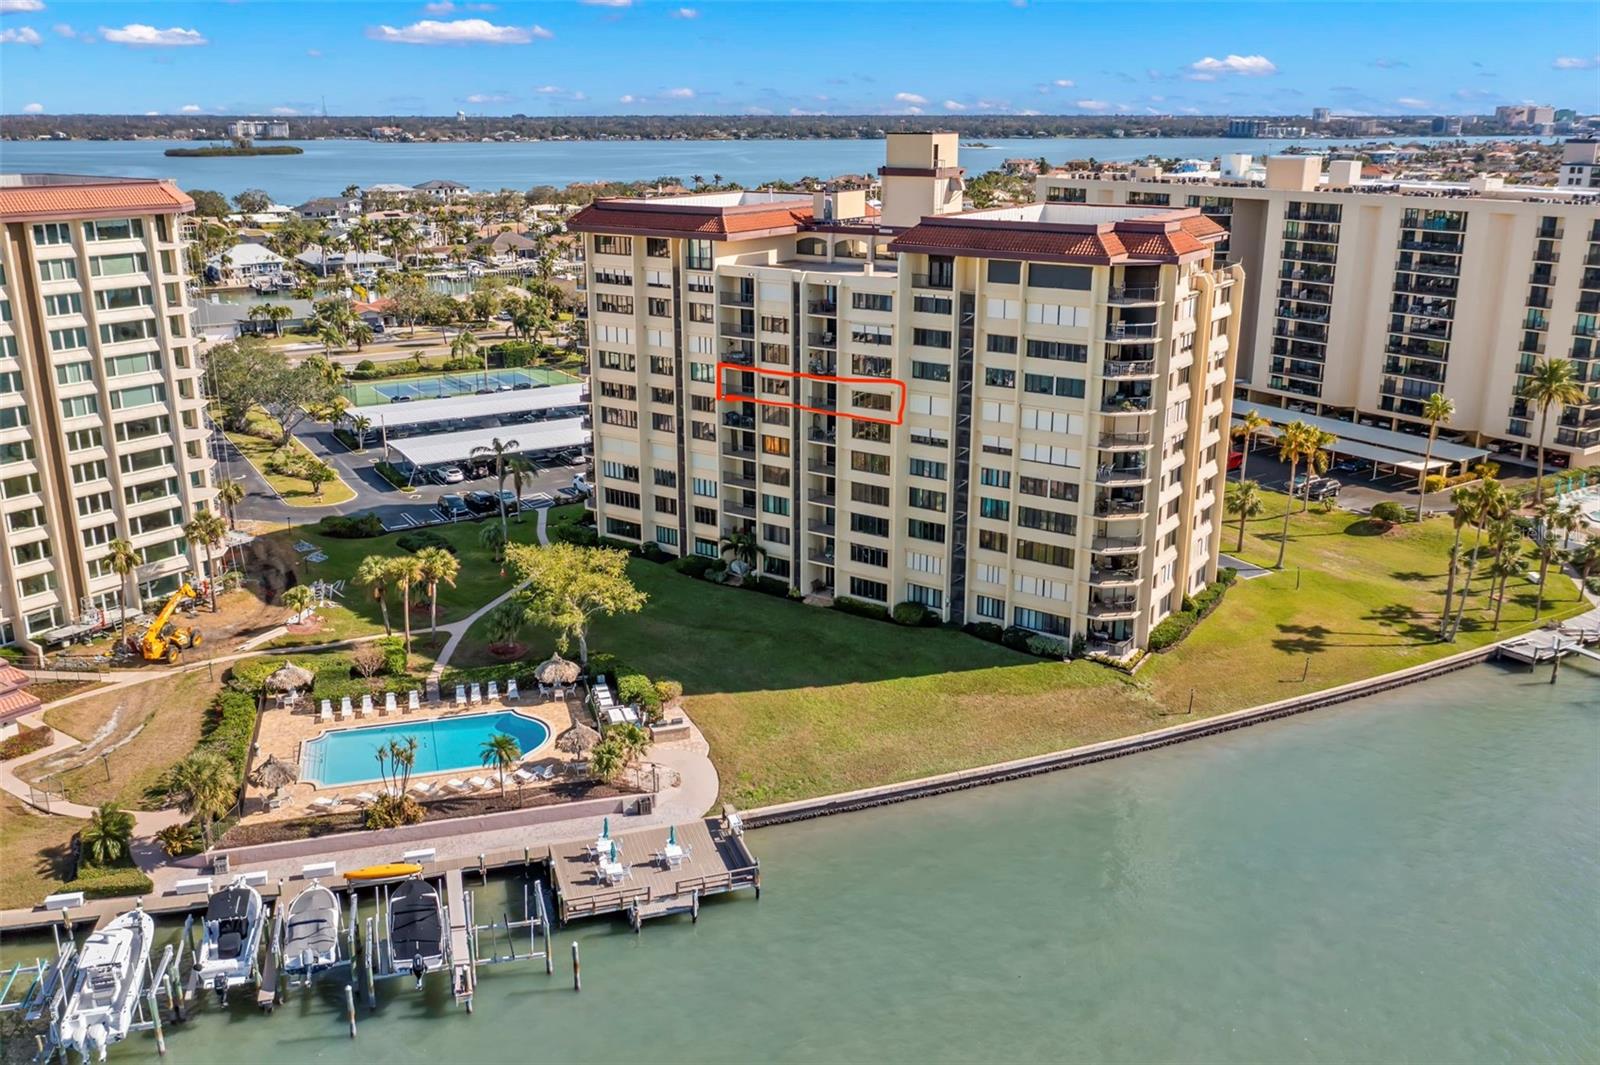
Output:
424 504 547 693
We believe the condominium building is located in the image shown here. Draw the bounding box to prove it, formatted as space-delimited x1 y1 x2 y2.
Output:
0 174 215 650
571 134 1242 655
1039 157 1600 461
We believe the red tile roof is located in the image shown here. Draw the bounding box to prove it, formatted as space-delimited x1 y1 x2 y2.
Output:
891 209 1220 265
0 664 28 689
568 200 814 241
0 688 42 725
0 179 192 222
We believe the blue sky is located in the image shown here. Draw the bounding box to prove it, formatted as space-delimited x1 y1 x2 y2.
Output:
1 1 1596 118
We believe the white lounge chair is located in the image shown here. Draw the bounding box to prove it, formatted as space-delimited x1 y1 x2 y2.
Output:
339 696 353 720
409 782 435 798
469 682 482 705
506 679 519 702
539 765 557 781
351 791 378 805
443 778 470 793
407 690 421 714
455 685 466 708
359 694 373 718
384 692 397 716
465 775 490 791
309 796 340 811
487 681 500 702
511 768 536 785
319 700 332 723
553 684 566 700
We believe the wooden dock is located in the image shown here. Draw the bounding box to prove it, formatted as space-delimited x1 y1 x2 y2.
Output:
1498 617 1600 665
549 819 759 927
443 868 475 1007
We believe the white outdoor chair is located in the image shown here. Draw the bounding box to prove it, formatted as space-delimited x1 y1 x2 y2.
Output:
319 700 332 723
466 775 490 791
339 696 353 720
506 678 520 702
455 685 466 708
309 796 340 811
487 680 500 702
385 692 397 716
408 690 421 713
469 682 482 705
359 694 373 718
511 768 536 785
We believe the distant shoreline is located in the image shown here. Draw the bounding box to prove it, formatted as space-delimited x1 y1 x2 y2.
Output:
164 144 305 158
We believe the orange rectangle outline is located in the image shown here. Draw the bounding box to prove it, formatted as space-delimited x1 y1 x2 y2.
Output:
715 361 908 426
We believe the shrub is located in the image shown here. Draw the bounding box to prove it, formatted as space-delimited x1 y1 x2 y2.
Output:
616 671 661 715
653 679 683 709
999 626 1034 653
1149 573 1236 652
745 575 791 598
1071 632 1088 659
1369 501 1410 529
639 542 668 563
832 596 891 622
551 523 600 547
1423 474 1445 494
962 621 1005 644
155 821 200 857
204 690 259 776
0 646 24 664
351 644 386 680
1026 634 1069 658
377 637 408 677
892 601 932 626
364 793 424 830
64 862 154 900
355 359 376 373
226 657 283 693
396 529 455 554
673 555 716 579
317 513 385 539
375 461 415 490
0 725 53 761
586 652 624 684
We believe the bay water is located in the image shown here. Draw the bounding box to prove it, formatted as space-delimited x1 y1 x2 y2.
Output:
4 661 1595 1062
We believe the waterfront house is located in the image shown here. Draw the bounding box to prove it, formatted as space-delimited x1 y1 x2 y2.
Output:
295 247 397 278
295 196 360 223
415 179 471 204
209 242 288 284
194 297 313 340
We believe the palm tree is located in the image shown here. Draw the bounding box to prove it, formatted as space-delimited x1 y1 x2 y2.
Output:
165 749 236 846
1448 478 1512 641
507 456 534 522
350 414 372 450
80 803 135 866
480 733 521 798
1415 392 1456 521
1439 486 1480 637
1298 428 1337 512
303 460 336 500
215 478 246 530
479 522 507 563
1571 539 1600 590
350 320 375 351
1519 358 1585 504
389 556 424 666
356 554 395 636
589 740 624 783
184 509 229 611
1489 547 1530 631
415 546 461 639
282 583 315 622
1273 420 1314 569
264 303 291 336
246 304 269 335
1532 499 1573 620
1225 479 1263 553
1232 409 1269 484
107 538 141 643
469 436 520 540
484 601 524 651
318 324 344 357
450 328 479 365
720 529 766 576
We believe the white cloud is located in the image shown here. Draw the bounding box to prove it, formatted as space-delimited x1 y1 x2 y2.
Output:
270 106 298 115
789 107 825 116
178 104 202 113
366 19 550 45
0 25 40 44
424 0 454 11
661 87 695 98
1017 108 1041 116
1553 55 1599 70
51 21 73 37
305 48 321 57
0 0 46 12
580 0 632 6
894 92 927 105
1074 99 1111 112
1395 96 1431 109
671 7 698 17
1186 53 1277 81
534 84 563 94
464 92 512 104
942 100 966 112
618 94 638 104
21 101 43 113
101 24 207 47
1052 78 1074 88
744 105 772 115
976 98 1007 111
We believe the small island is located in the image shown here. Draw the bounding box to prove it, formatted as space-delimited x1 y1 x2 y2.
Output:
165 137 303 158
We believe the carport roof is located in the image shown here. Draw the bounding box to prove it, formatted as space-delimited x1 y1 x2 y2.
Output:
1235 403 1487 464
389 418 589 468
350 384 585 429
1234 414 1451 472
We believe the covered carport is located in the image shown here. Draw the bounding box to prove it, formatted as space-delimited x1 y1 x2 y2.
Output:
1233 403 1488 474
388 418 590 485
1234 419 1455 478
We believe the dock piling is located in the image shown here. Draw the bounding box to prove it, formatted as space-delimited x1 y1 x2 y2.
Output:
344 984 357 1038
570 942 580 992
148 989 166 1055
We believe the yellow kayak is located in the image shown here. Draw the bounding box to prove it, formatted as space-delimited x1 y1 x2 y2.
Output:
344 863 423 882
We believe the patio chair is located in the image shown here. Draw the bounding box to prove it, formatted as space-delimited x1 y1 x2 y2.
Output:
455 685 466 708
410 782 435 798
443 779 469 793
511 768 536 785
465 775 491 791
506 679 520 702
385 692 397 716
407 690 421 713
339 696 353 720
539 765 557 781
469 682 482 705
553 684 566 700
351 791 378 805
487 681 500 702
319 700 332 723
359 694 373 717
309 796 340 811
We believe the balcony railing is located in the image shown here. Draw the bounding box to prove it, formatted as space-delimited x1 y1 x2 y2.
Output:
1086 635 1137 658
1103 359 1157 379
1091 534 1144 553
807 300 837 315
720 290 754 306
1098 430 1153 448
911 273 953 291
1106 322 1159 341
1101 394 1153 413
807 332 837 348
1094 463 1149 485
1107 286 1160 304
1088 567 1142 586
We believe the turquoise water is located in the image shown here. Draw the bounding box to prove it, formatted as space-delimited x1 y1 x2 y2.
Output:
5 662 1596 1062
300 711 550 787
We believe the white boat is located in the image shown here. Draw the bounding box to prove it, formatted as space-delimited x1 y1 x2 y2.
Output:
282 882 341 976
387 878 444 988
58 907 153 1062
194 877 265 1001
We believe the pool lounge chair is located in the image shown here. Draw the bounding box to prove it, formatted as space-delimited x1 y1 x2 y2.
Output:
359 694 373 718
443 778 470 793
465 775 490 791
511 768 536 785
339 696 353 720
351 792 379 805
309 796 341 811
384 692 397 716
455 685 466 708
319 700 332 723
410 782 436 798
469 683 482 705
539 765 557 781
487 681 499 702
506 679 519 702
407 690 420 714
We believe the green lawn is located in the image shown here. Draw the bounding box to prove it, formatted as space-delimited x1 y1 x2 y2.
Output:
228 409 355 507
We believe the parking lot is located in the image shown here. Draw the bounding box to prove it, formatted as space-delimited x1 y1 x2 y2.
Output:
1234 445 1445 516
397 451 591 528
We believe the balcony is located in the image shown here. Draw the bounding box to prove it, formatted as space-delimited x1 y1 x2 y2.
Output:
807 549 837 566
1094 493 1147 520
806 518 836 535
1098 429 1152 449
1276 305 1330 323
1106 286 1160 305
806 489 837 507
721 438 755 459
1278 283 1332 304
1090 532 1145 554
805 458 836 475
1086 634 1137 658
720 289 754 307
807 300 837 315
807 425 838 444
723 473 755 490
1088 565 1142 587
807 331 837 349
807 391 837 412
1105 322 1159 343
1280 246 1336 265
1094 461 1150 486
1103 358 1157 379
721 411 755 429
1100 393 1153 414
911 273 953 291
722 499 755 519
721 322 755 340
1087 597 1140 621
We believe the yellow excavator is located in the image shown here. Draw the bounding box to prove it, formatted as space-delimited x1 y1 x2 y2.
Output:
139 582 204 663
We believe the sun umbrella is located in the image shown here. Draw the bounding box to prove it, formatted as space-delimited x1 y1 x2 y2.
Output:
534 654 581 686
610 840 619 862
264 661 315 693
250 754 300 798
601 816 609 839
557 724 599 756
668 825 677 847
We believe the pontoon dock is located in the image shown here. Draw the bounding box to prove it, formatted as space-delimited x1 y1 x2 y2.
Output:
549 818 759 928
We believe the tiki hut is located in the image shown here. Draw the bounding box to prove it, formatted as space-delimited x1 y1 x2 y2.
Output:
556 723 600 756
264 661 315 693
534 654 581 686
250 754 300 798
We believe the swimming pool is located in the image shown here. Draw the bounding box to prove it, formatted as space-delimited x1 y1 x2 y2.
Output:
299 711 551 787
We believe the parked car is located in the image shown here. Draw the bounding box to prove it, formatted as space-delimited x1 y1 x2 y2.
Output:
1306 477 1342 501
433 465 465 485
463 490 497 514
1227 450 1243 471
438 494 471 519
495 489 520 512
1331 459 1362 475
554 486 584 504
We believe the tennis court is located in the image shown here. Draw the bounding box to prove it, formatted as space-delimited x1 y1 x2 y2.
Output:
342 367 578 406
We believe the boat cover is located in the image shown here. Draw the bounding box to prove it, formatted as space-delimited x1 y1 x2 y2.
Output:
389 880 443 963
285 887 339 960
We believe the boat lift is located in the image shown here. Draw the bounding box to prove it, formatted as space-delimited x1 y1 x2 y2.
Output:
19 920 182 1064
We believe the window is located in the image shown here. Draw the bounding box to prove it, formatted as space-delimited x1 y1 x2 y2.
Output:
848 577 888 602
1013 606 1069 636
980 467 1011 489
83 218 144 242
691 421 716 441
1029 264 1091 290
110 383 165 410
1019 442 1081 468
125 476 179 506
7 506 46 532
987 334 1018 355
912 360 950 382
851 390 892 412
1016 540 1074 568
76 490 114 517
913 328 951 348
121 446 173 475
796 237 826 256
95 285 154 311
909 458 947 479
11 540 51 566
978 528 1009 552
851 483 890 507
1018 506 1076 536
60 394 99 419
593 235 632 255
597 294 634 315
692 477 717 498
987 260 1022 285
71 459 108 484
115 415 168 443
694 537 718 558
760 315 789 334
605 517 642 539
650 386 675 405
985 297 1020 320
33 222 72 246
761 435 790 457
81 522 114 548
601 460 639 482
106 350 161 377
979 497 1010 520
0 438 34 465
850 324 893 345
44 293 82 317
1023 374 1086 399
1026 303 1089 327
760 493 790 516
984 368 1015 388
850 543 888 567
600 407 638 428
687 303 714 323
975 595 1005 620
100 318 159 345
908 487 947 512
851 451 890 475
1 473 41 498
55 361 94 386
89 252 149 278
689 361 714 383
850 513 889 537
905 582 943 610
913 295 951 315
907 518 946 543
603 487 641 509
693 506 716 526
18 572 56 598
685 240 712 271
50 327 88 351
1019 476 1078 502
597 350 635 372
851 292 893 312
653 494 678 515
850 421 891 443
1027 339 1088 363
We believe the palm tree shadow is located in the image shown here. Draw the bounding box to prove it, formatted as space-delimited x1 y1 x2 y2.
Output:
1363 603 1437 642
1389 570 1434 583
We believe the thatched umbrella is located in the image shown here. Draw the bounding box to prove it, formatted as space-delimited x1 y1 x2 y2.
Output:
250 754 299 798
264 661 315 693
556 723 600 756
534 654 581 686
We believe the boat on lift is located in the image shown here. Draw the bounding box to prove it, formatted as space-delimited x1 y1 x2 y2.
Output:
57 907 154 1062
193 877 265 1003
281 881 342 976
387 878 445 988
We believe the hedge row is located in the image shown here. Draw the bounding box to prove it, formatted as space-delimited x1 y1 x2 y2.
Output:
960 622 1072 659
1148 568 1238 652
316 513 386 539
63 861 154 901
0 724 53 761
203 690 259 777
